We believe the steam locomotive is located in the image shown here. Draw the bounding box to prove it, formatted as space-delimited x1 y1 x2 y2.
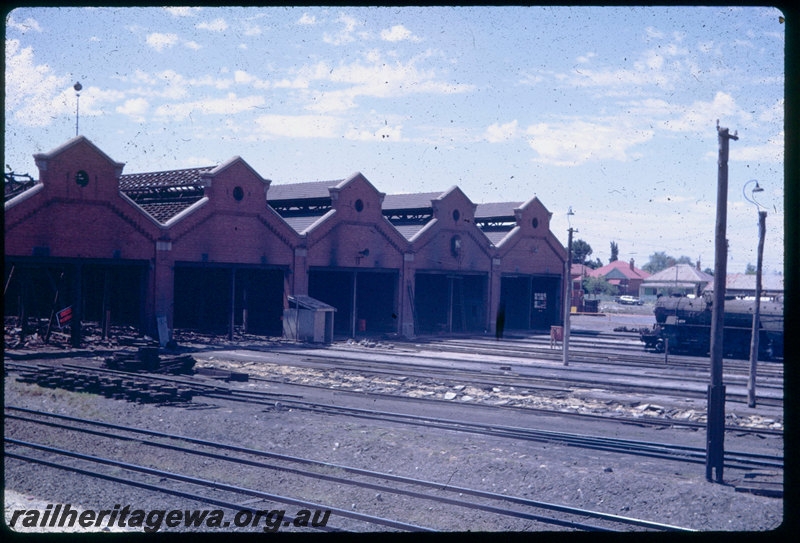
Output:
639 294 783 360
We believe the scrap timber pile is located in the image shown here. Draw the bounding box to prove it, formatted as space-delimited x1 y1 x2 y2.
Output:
104 346 196 374
14 366 195 404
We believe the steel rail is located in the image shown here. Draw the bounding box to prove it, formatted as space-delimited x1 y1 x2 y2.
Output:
259 349 785 405
415 337 784 375
189 393 782 470
241 372 783 436
5 414 622 532
5 438 435 532
34 355 792 408
4 406 694 532
324 347 782 390
3 451 344 532
6 359 782 436
278 401 783 469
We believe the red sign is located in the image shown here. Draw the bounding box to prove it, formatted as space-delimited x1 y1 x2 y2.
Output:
56 306 73 327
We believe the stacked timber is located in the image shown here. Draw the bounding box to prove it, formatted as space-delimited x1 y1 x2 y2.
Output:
104 346 195 374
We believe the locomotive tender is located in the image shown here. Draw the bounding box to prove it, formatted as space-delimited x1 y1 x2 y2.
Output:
640 294 783 360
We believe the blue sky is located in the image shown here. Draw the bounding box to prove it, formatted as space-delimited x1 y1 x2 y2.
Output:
5 6 785 274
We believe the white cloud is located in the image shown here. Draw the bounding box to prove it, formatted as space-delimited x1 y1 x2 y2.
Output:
243 22 262 36
485 120 519 143
323 14 360 45
7 15 43 33
296 53 474 113
659 92 746 133
146 32 179 51
733 131 783 163
154 93 266 120
184 41 202 50
525 120 653 166
345 123 404 142
758 98 783 124
380 25 421 42
233 70 270 89
163 7 201 17
253 114 342 138
116 98 149 120
5 39 70 126
155 69 190 99
197 18 228 32
298 13 317 25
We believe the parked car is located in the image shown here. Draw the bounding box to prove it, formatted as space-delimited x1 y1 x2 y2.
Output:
618 295 643 305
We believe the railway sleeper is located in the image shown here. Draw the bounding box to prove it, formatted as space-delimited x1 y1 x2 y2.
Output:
15 368 196 406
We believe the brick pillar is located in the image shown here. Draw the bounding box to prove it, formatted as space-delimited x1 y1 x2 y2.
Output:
488 257 502 334
154 239 174 345
400 252 416 337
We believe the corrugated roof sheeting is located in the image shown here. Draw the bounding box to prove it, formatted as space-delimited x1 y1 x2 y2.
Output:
119 166 215 192
137 200 204 224
282 214 328 234
475 202 523 218
267 180 342 200
393 223 428 240
382 191 443 210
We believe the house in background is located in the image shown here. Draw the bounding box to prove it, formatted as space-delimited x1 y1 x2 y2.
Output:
703 273 784 301
587 259 649 296
639 264 713 298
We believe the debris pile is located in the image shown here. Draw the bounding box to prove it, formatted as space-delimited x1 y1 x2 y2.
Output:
104 346 196 374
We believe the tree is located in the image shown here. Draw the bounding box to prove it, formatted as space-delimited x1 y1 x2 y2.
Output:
582 276 618 297
585 257 603 270
642 252 694 274
745 263 756 275
609 241 619 263
642 252 673 274
571 239 593 265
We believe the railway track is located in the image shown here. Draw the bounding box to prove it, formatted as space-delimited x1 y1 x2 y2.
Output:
197 390 783 472
415 333 784 378
205 348 784 408
4 406 695 532
241 373 783 437
5 359 783 436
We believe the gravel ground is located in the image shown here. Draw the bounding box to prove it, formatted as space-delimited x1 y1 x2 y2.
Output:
4 368 784 533
3 309 786 533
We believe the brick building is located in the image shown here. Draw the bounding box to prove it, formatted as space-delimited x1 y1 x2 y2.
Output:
587 259 650 296
5 136 567 343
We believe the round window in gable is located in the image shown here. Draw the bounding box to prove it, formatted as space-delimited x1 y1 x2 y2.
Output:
354 199 364 212
75 170 89 187
452 209 460 222
532 217 539 229
233 186 244 201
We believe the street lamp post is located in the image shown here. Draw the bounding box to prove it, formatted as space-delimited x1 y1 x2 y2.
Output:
74 82 82 137
743 180 766 408
563 207 575 366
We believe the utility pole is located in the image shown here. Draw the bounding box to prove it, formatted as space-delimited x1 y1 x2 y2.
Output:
706 121 737 483
747 209 767 407
563 207 575 366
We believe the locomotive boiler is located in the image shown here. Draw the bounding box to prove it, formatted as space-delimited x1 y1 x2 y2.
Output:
640 294 783 360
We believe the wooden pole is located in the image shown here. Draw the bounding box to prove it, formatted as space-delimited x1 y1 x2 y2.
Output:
706 123 737 483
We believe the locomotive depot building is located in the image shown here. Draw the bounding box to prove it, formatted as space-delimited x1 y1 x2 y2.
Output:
4 136 567 344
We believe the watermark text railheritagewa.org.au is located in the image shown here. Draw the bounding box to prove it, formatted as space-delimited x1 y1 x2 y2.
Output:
7 504 331 533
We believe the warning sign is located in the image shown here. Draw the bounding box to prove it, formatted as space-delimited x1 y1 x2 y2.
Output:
56 306 73 327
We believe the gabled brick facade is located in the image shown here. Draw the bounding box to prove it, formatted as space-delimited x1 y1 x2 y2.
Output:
5 137 568 342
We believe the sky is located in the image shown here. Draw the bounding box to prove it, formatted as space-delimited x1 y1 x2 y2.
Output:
4 6 786 275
